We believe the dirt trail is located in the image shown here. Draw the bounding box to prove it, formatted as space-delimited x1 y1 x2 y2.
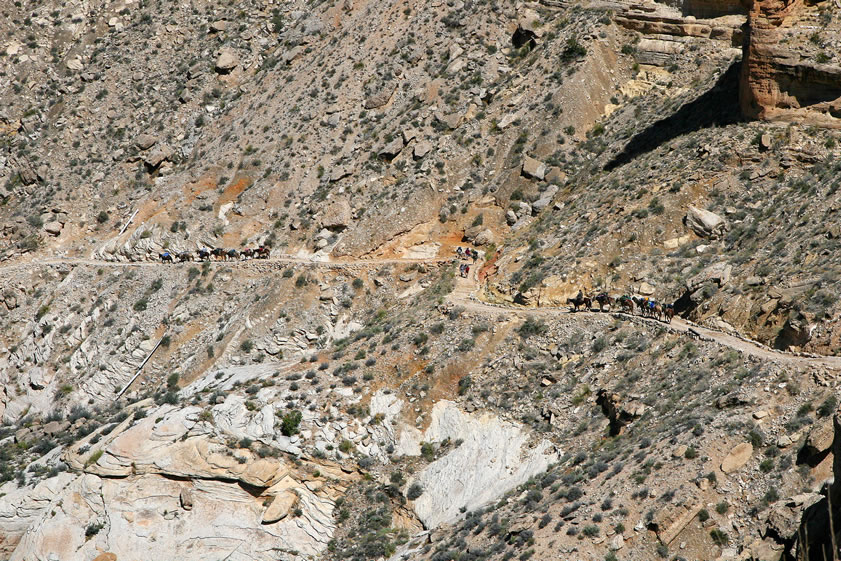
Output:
447 260 841 371
5 254 841 371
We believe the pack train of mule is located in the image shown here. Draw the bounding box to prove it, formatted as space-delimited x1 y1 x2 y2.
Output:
567 291 675 323
159 246 270 263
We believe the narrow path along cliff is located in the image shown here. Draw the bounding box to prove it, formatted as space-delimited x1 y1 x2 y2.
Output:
4 253 841 372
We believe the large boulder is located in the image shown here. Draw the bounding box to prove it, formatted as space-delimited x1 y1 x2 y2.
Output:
215 49 239 73
521 156 547 180
320 198 352 231
684 205 727 238
721 442 753 473
364 82 396 109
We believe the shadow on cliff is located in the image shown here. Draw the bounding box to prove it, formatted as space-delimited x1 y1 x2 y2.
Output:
605 60 744 171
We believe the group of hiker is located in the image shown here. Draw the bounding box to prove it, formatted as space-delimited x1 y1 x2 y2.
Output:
456 246 479 278
159 246 270 263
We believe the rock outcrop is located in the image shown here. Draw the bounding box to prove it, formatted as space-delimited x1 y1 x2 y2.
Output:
740 0 841 127
398 401 559 528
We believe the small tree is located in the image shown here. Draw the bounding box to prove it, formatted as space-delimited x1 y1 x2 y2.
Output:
281 410 302 436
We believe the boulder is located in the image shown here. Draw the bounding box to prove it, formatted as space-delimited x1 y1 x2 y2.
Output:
135 134 158 150
413 140 432 159
92 553 118 561
320 198 352 231
596 389 645 436
638 282 656 296
521 156 547 180
765 493 822 542
262 489 298 523
686 262 732 292
506 210 518 226
721 442 752 473
143 144 174 169
473 229 495 246
364 82 396 109
43 221 63 236
209 20 227 33
684 205 727 238
215 49 239 73
378 136 404 160
801 416 834 461
434 111 462 130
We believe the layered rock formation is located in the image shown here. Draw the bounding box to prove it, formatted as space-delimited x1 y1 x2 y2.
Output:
740 0 841 126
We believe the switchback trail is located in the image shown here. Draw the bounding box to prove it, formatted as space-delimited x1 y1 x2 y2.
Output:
4 253 841 371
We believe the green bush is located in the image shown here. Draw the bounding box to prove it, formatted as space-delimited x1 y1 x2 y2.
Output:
420 442 434 461
582 525 599 537
407 483 424 500
281 410 302 436
517 317 548 339
96 211 109 224
240 339 254 352
339 439 354 453
710 529 729 546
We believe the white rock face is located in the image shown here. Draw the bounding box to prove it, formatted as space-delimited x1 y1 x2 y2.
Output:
400 401 559 528
10 473 336 561
8 404 348 561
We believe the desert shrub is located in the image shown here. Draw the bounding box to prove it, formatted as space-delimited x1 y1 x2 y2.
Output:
407 483 424 500
710 529 729 545
517 317 547 338
582 525 599 537
85 522 104 538
281 410 302 436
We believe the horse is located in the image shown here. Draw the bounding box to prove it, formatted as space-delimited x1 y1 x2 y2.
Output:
197 248 211 261
255 246 270 259
567 294 592 312
211 247 226 261
618 295 635 315
664 304 674 323
241 248 254 260
159 252 173 263
594 293 613 312
177 251 192 262
226 249 239 261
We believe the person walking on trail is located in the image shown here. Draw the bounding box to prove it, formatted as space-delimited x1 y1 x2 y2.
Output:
456 247 464 259
465 265 470 277
471 250 478 264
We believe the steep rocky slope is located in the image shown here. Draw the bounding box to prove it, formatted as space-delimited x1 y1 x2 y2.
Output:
2 0 841 560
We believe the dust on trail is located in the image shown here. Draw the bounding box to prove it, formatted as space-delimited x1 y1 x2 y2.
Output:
5 254 841 371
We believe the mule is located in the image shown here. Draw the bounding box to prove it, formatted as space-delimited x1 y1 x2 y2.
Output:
212 247 226 261
567 294 592 312
255 246 270 259
197 248 211 261
652 303 663 321
594 293 613 312
618 296 635 315
664 305 674 323
177 251 192 262
226 249 239 261
241 248 254 260
159 252 173 263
